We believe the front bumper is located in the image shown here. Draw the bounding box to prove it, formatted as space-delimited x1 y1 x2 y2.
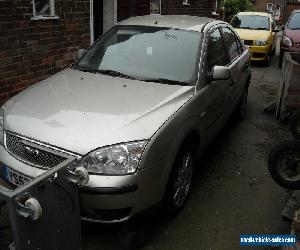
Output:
0 145 163 223
246 44 271 61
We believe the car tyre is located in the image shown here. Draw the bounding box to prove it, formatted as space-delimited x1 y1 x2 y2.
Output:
235 87 248 120
289 110 300 139
163 142 195 216
268 141 300 190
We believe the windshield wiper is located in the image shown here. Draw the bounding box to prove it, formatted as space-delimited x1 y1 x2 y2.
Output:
98 69 137 79
77 68 136 80
239 27 254 30
77 68 101 73
256 28 269 30
290 27 300 30
143 78 190 86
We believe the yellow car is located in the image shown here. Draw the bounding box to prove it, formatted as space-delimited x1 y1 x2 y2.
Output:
231 12 280 64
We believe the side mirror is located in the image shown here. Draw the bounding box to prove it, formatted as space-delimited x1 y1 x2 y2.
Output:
73 49 86 61
212 66 231 81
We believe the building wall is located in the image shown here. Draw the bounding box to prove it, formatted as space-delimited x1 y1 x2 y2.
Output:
161 0 213 17
103 0 117 33
0 0 90 105
117 0 150 22
253 0 271 12
285 3 300 22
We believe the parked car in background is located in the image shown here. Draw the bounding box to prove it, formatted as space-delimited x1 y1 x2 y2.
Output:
0 15 251 223
231 12 280 65
279 9 300 67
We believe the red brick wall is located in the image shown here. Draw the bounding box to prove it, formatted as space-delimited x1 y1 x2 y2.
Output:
285 3 300 22
117 0 150 22
118 0 214 22
161 0 213 17
0 0 90 105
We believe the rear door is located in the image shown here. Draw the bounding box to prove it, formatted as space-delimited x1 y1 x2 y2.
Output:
220 26 248 108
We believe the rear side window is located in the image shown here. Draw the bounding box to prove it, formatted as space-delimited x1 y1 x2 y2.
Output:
221 27 240 63
207 28 227 72
288 13 300 30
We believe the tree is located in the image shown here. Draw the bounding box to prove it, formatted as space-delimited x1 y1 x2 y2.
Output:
223 0 255 20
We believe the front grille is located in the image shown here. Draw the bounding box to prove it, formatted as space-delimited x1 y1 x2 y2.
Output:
5 133 67 169
243 40 253 46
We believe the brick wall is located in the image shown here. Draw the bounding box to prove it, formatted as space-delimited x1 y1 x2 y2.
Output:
285 3 300 22
0 0 90 105
161 0 213 17
117 0 150 22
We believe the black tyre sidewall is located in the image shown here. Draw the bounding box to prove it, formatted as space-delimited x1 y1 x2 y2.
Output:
163 142 196 216
268 141 300 190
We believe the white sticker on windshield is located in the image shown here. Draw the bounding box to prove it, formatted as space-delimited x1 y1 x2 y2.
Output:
147 47 153 56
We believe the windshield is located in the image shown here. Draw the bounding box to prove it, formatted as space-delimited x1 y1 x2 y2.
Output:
288 13 300 30
74 25 202 85
231 15 270 31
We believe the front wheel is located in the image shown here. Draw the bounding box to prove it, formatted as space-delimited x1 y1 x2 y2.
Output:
268 141 300 190
163 142 195 216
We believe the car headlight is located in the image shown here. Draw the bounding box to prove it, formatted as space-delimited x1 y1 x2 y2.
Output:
0 108 4 145
282 36 293 47
255 40 268 46
80 141 147 175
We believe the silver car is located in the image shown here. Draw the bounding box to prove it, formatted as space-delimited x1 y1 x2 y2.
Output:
0 15 251 223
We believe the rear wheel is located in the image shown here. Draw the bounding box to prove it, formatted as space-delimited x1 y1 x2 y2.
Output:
163 142 195 216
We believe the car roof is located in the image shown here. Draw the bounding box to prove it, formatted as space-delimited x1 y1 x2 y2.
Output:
118 15 217 32
237 12 271 17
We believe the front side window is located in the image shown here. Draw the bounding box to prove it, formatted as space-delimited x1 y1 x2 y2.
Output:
206 28 227 72
75 25 202 85
33 0 55 17
221 27 240 63
288 13 300 30
231 15 270 31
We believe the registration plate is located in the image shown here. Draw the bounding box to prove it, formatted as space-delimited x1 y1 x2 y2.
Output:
2 164 33 187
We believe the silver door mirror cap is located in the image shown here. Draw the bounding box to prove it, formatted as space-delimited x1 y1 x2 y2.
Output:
212 66 231 81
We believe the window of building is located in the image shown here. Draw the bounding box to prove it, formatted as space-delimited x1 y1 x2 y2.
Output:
266 3 273 11
150 0 161 14
32 0 59 20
